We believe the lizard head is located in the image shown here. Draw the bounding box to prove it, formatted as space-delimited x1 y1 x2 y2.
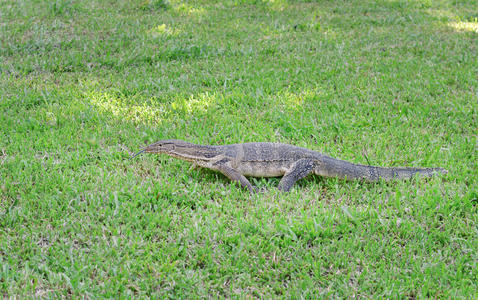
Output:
145 139 185 153
131 139 218 162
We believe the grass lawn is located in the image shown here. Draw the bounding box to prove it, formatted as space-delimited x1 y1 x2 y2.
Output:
1 0 477 297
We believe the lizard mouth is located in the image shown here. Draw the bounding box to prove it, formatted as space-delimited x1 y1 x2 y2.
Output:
130 142 176 159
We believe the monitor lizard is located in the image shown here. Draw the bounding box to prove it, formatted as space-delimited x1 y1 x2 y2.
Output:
131 139 447 193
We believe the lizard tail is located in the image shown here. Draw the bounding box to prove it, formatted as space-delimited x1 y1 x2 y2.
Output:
317 156 447 181
371 166 448 181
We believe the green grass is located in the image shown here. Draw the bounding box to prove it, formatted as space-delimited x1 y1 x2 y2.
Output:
1 0 477 297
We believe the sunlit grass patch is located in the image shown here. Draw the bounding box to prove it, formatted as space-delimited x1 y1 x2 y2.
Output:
148 24 181 37
448 20 478 33
170 92 217 114
86 90 167 125
85 89 219 125
264 0 288 12
171 2 206 16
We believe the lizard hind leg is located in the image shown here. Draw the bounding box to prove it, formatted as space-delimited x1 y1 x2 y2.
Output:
278 159 318 192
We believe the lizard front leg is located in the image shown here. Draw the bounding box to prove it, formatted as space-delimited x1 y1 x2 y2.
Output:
278 158 318 192
214 163 256 193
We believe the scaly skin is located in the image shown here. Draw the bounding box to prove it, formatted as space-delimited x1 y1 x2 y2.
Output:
131 139 448 193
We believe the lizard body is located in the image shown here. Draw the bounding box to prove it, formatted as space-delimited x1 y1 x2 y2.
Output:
132 139 447 193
